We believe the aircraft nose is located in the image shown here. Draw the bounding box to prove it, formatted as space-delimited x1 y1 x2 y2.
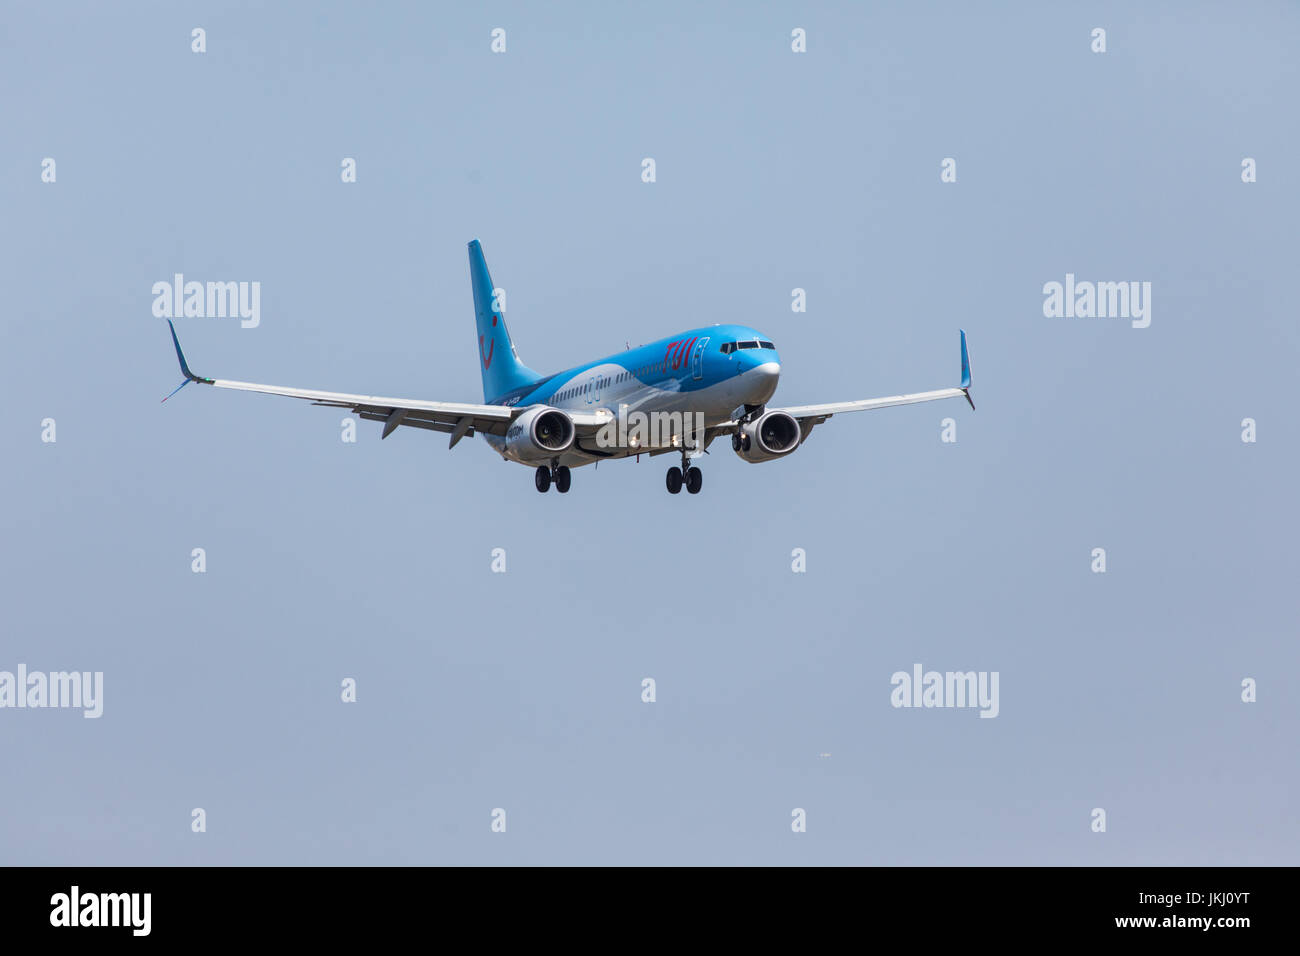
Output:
748 360 780 403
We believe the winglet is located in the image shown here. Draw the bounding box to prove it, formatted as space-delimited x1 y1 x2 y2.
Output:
959 329 974 410
163 320 214 401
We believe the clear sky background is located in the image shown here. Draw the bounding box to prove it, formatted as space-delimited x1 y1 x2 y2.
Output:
2 1 1296 865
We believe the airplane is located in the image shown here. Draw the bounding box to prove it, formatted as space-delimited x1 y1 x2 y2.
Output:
164 239 974 495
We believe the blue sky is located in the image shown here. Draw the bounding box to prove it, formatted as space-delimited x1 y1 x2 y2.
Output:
2 1 1297 864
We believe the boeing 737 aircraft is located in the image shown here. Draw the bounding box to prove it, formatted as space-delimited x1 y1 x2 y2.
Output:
164 240 974 494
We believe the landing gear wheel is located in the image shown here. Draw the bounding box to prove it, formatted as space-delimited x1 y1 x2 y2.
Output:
665 467 683 494
535 466 551 493
555 465 571 494
685 466 703 495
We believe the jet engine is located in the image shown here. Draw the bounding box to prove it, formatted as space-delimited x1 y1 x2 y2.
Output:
504 406 575 462
732 410 801 463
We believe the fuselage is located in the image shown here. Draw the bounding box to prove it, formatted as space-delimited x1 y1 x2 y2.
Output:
483 324 780 467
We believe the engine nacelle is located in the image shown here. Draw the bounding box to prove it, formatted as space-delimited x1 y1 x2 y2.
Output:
732 410 801 463
504 406 575 462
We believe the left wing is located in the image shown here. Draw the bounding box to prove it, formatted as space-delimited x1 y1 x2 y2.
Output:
706 330 974 445
162 321 609 447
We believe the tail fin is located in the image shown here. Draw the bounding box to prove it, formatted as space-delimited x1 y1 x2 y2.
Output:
468 240 541 403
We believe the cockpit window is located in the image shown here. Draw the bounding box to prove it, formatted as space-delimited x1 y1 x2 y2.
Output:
722 339 776 353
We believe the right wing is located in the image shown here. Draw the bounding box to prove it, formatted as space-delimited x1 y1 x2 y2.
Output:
162 321 609 447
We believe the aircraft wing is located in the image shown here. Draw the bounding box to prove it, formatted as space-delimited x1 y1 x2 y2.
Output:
779 386 970 424
162 321 610 446
707 330 974 443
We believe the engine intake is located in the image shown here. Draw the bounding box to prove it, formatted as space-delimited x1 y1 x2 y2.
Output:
733 410 801 463
505 406 576 462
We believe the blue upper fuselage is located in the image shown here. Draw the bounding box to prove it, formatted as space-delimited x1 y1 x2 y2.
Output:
488 324 780 409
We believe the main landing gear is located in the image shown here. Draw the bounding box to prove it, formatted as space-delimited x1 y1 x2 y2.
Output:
666 449 703 495
535 463 571 493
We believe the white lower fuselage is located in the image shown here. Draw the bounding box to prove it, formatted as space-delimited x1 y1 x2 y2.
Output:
484 360 780 468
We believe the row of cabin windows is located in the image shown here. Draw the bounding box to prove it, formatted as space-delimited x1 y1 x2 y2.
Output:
720 339 775 354
556 365 672 401
558 381 598 401
554 341 773 402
